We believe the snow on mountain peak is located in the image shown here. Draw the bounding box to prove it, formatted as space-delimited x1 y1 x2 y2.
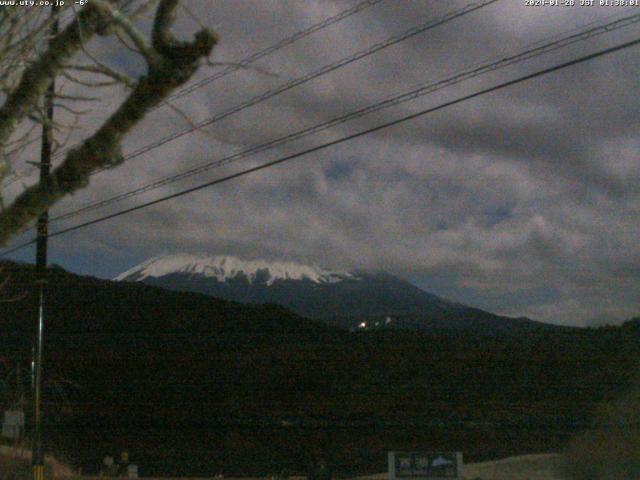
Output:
114 254 355 285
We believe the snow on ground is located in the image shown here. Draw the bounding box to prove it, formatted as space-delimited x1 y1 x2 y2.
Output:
461 453 567 480
352 453 568 480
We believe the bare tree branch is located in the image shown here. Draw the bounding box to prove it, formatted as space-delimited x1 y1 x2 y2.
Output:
0 0 218 245
61 69 126 89
65 63 136 88
91 0 162 66
0 3 114 149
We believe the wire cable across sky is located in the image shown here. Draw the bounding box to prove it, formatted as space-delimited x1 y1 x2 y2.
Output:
2 34 639 258
48 11 640 224
90 0 501 175
157 0 387 108
49 0 386 163
3 0 503 239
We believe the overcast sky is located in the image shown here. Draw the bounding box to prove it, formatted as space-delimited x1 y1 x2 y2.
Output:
5 0 640 326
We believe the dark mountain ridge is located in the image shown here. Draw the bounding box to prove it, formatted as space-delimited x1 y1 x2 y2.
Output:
117 254 557 334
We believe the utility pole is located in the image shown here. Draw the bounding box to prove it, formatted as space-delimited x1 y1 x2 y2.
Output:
33 6 58 480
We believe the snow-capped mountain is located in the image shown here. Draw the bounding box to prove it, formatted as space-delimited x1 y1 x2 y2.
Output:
115 254 354 285
115 254 551 334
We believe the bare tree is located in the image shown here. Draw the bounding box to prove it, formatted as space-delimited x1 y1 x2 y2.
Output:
0 0 217 246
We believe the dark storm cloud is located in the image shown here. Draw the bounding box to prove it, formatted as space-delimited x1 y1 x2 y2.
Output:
13 0 638 326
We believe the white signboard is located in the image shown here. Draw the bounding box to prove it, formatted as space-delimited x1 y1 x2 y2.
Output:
388 452 463 480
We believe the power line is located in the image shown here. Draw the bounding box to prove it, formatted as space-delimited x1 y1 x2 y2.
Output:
157 0 386 108
49 0 386 163
1 0 502 242
48 11 640 224
89 0 500 175
2 34 638 257
37 0 501 224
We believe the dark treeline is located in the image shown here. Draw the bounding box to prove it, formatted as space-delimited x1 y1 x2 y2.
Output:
0 262 638 476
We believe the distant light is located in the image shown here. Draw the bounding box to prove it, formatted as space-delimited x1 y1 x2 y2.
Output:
385 317 392 324
358 322 367 329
